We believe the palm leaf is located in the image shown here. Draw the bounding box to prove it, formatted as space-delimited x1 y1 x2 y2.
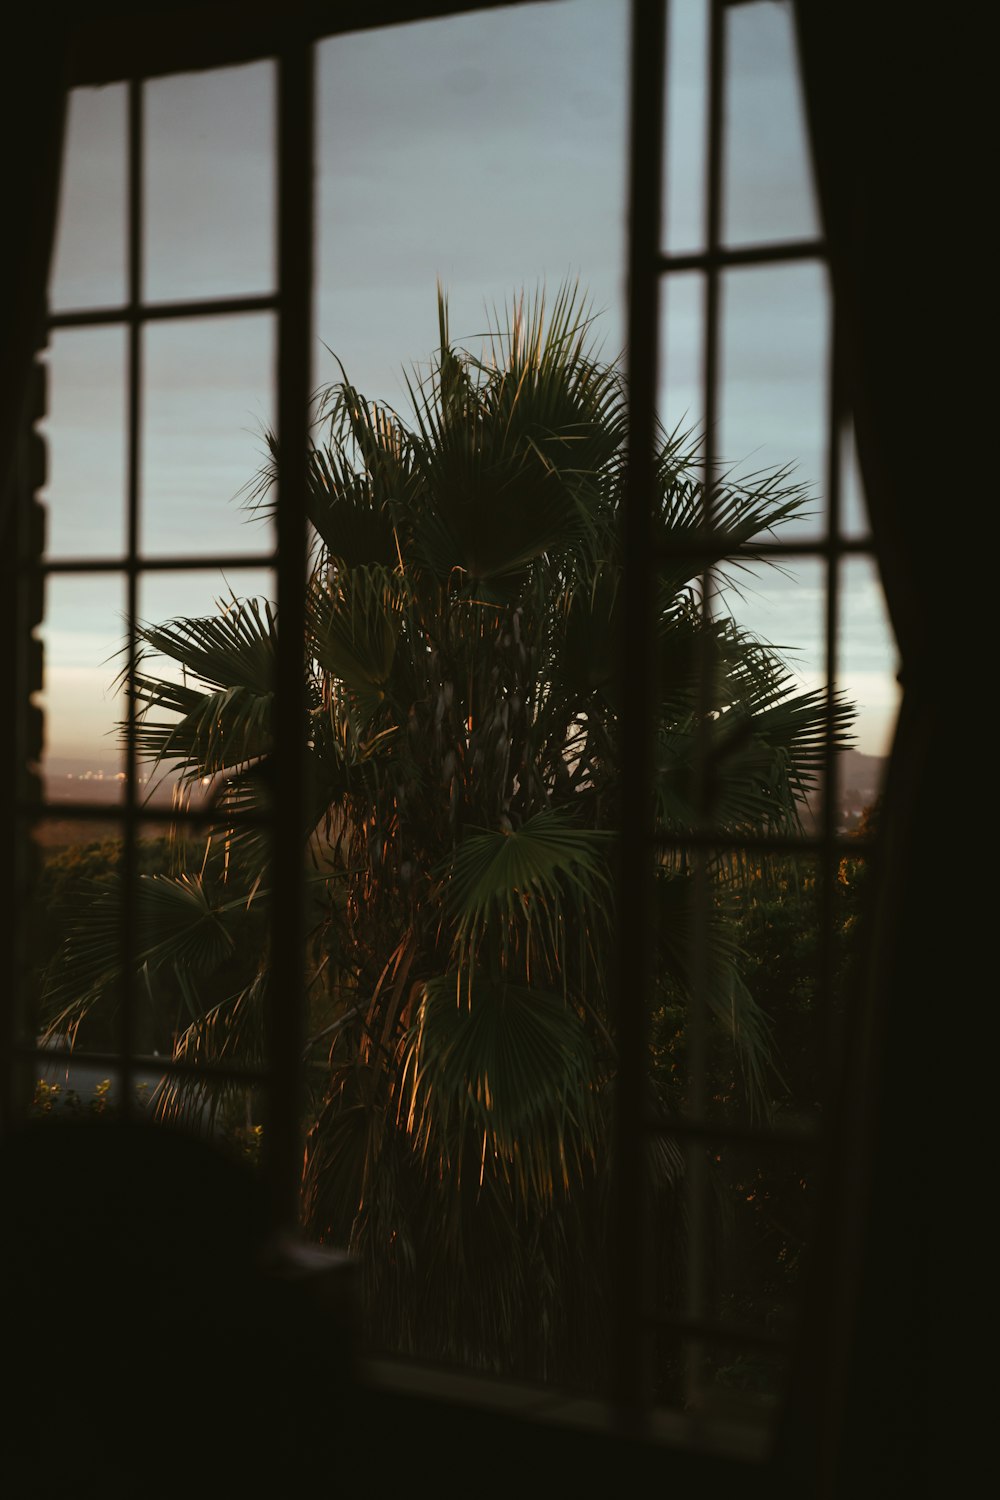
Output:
443 809 613 980
401 974 598 1200
655 872 777 1116
41 873 255 1037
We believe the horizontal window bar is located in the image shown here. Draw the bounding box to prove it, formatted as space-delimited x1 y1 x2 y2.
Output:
18 800 271 827
22 1044 269 1085
28 552 277 576
659 237 826 274
651 831 875 857
642 1312 790 1351
655 535 875 564
47 292 279 329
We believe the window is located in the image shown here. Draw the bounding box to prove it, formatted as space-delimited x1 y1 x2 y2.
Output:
615 0 899 1433
11 47 313 1235
4 0 914 1479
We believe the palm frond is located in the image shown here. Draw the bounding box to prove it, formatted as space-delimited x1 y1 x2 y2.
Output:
41 873 256 1037
443 809 613 980
401 974 598 1200
655 872 777 1116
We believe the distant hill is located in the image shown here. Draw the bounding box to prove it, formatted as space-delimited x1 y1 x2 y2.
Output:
839 749 886 808
802 748 887 834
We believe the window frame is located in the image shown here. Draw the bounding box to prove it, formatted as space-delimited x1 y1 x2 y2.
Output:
6 0 892 1473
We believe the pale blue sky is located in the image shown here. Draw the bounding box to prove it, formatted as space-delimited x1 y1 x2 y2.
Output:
38 0 899 793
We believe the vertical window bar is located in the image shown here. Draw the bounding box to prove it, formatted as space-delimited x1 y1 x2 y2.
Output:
119 76 144 1119
819 296 845 1081
618 0 667 1432
684 0 726 1413
268 38 314 1233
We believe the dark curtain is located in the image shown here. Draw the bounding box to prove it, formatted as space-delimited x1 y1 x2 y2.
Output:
0 25 71 527
779 7 939 1494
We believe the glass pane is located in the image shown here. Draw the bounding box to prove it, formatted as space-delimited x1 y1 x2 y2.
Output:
127 820 272 1103
720 554 825 676
32 1055 161 1118
144 62 275 302
719 262 829 540
841 421 870 539
700 1138 815 1336
312 0 630 1387
137 568 276 808
662 0 709 254
722 0 819 247
49 85 127 311
651 851 827 1130
139 568 275 630
735 853 825 1113
317 0 627 397
27 804 124 1062
837 556 900 784
43 328 127 559
650 557 829 840
140 316 275 557
39 574 127 804
659 271 704 448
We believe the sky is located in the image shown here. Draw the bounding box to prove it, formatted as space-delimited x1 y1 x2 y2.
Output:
38 0 899 798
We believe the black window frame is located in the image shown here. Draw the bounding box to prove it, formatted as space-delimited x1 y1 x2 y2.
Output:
4 0 904 1477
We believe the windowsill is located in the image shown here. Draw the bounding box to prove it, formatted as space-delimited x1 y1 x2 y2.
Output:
359 1354 774 1464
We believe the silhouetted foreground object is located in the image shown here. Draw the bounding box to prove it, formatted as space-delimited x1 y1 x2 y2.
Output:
0 1118 355 1493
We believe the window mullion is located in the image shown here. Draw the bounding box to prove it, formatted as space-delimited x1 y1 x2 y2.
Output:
119 76 144 1119
683 0 727 1416
617 0 668 1433
267 36 315 1234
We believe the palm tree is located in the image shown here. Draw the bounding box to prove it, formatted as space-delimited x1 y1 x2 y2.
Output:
43 285 850 1385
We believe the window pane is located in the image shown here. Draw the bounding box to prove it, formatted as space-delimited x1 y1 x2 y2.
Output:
127 820 273 1098
311 0 628 1387
317 0 627 397
20 818 124 1067
39 573 127 804
651 847 829 1128
659 271 704 449
841 421 870 540
136 567 275 805
49 85 127 312
719 555 825 675
661 0 709 255
33 1051 162 1116
722 0 819 247
718 555 827 834
837 557 900 781
719 262 829 540
140 316 275 557
144 62 276 303
43 328 127 559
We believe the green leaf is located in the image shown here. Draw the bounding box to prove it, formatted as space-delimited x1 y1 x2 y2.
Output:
401 974 598 1199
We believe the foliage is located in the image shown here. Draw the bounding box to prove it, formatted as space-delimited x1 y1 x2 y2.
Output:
31 1076 115 1117
42 287 852 1386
